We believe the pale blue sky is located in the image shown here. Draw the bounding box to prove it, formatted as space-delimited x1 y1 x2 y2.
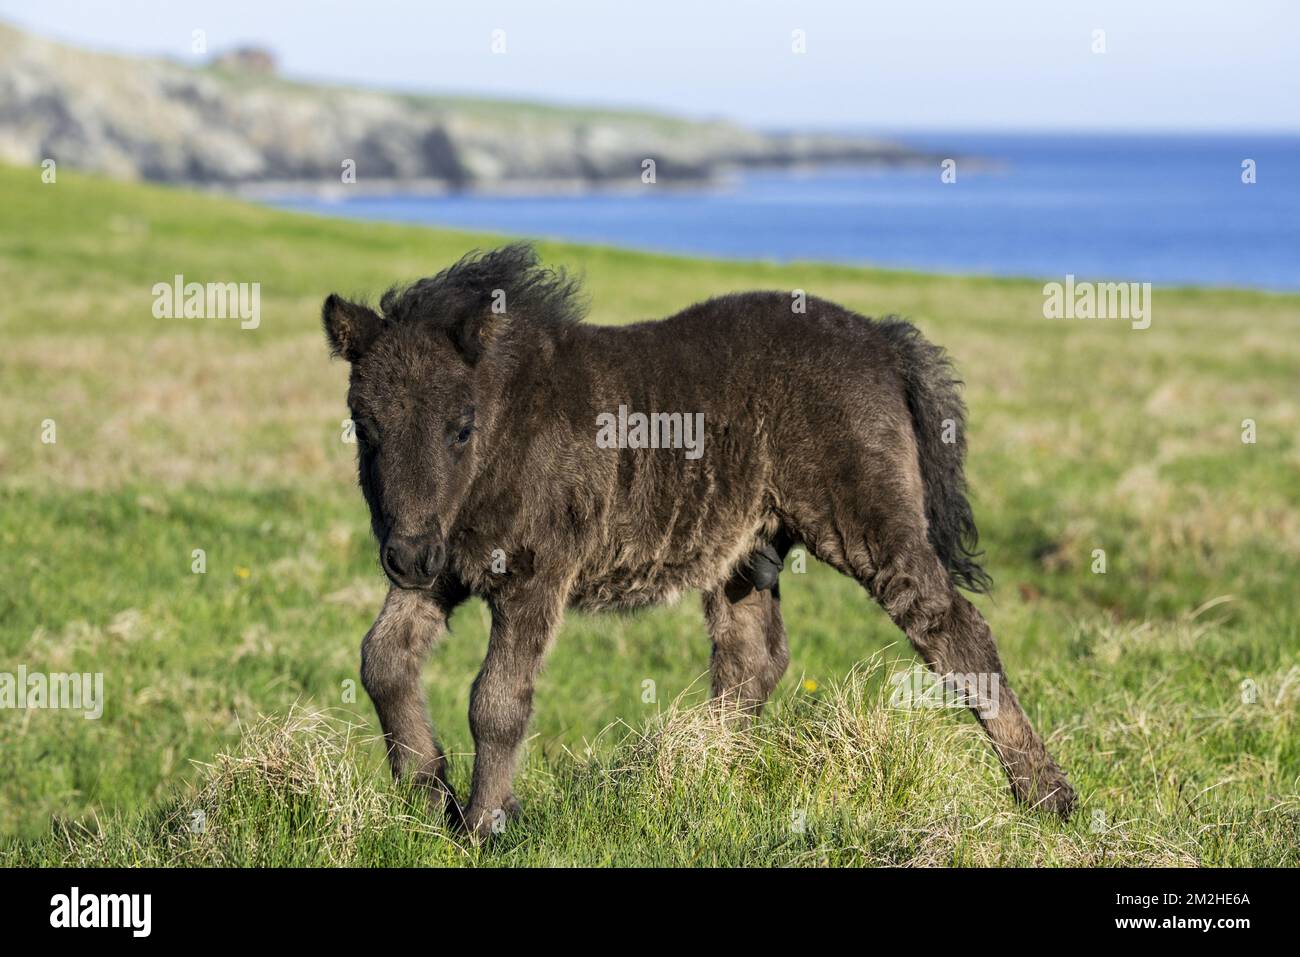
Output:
2 0 1295 131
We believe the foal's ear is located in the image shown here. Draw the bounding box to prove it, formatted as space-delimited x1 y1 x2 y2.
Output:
322 294 383 362
448 309 506 365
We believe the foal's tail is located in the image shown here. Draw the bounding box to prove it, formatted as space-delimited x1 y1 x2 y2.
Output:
878 318 992 594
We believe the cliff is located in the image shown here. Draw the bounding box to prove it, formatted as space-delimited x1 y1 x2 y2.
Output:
0 21 929 192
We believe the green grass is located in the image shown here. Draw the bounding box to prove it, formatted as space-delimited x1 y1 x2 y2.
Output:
1 163 1298 866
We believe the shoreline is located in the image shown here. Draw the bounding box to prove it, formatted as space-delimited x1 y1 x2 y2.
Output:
226 155 969 201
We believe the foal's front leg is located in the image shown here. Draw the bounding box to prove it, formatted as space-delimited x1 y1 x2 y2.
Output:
361 582 465 811
460 586 565 837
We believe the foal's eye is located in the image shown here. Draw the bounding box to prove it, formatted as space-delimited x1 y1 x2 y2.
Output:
449 406 475 448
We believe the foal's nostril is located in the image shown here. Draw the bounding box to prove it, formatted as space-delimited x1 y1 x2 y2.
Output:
383 542 408 578
382 534 443 586
422 539 446 577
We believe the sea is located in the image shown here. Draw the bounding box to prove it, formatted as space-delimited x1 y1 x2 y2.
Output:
266 133 1300 290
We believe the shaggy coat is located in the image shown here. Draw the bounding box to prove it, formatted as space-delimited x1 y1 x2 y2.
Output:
323 244 1074 836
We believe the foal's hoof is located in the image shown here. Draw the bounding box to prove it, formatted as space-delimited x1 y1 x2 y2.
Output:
1016 768 1077 820
449 795 522 840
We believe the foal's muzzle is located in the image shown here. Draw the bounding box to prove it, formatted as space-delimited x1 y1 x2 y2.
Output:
380 531 446 589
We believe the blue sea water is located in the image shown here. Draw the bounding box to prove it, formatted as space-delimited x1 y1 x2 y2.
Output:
268 134 1299 290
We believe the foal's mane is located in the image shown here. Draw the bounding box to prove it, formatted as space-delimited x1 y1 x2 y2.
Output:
378 243 588 329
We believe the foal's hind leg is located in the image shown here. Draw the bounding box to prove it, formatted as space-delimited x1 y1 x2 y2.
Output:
703 572 790 717
812 505 1075 815
361 582 466 811
873 546 1075 815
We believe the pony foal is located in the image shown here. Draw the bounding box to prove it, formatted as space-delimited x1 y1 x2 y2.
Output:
322 243 1075 837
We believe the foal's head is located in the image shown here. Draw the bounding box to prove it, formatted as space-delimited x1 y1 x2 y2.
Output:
322 243 583 589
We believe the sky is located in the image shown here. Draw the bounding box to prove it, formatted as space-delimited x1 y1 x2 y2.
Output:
1 0 1296 132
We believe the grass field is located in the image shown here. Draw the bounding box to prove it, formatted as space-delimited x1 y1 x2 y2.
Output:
1 163 1297 866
